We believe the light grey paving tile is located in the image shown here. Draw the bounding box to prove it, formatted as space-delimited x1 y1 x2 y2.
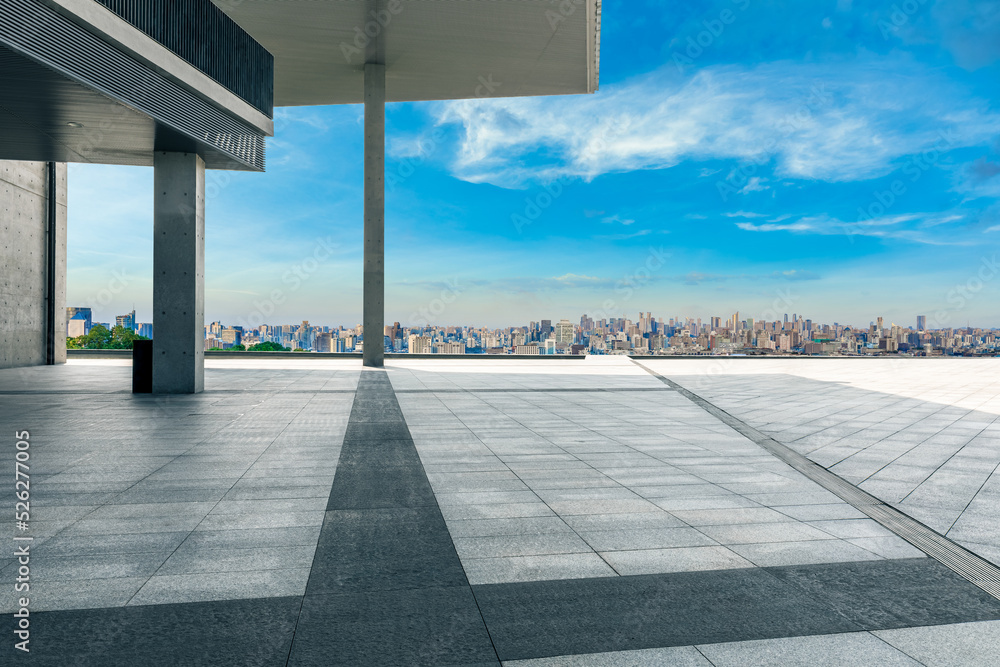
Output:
87 501 218 520
847 536 926 560
600 546 752 576
651 496 762 511
179 525 322 550
453 533 593 559
24 552 171 581
697 630 920 666
729 539 884 567
439 502 556 520
547 498 662 515
581 527 717 552
809 519 896 539
775 503 867 521
446 517 575 538
670 507 790 527
697 521 835 545
462 553 617 585
208 497 329 514
220 484 334 500
38 531 190 557
157 545 316 575
560 512 686 533
503 646 712 666
58 515 205 536
194 510 325 531
875 620 1000 667
128 568 311 606
436 490 542 506
0 577 149 613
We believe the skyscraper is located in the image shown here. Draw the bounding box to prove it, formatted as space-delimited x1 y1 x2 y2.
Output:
115 310 136 331
555 319 574 344
917 315 927 331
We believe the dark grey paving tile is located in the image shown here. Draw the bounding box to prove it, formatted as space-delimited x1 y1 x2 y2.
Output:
326 462 437 509
768 558 1000 629
25 596 300 666
289 586 499 667
306 508 468 595
474 567 860 661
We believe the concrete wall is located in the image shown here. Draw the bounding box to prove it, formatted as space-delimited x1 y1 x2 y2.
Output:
0 160 67 369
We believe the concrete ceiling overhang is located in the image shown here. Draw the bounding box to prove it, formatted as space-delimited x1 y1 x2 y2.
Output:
212 0 602 106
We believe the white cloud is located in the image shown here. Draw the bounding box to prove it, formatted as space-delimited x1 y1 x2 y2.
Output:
735 212 971 245
601 214 636 225
434 58 1000 188
723 211 769 218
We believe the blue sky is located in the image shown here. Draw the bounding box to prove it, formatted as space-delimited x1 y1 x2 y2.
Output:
68 0 1000 329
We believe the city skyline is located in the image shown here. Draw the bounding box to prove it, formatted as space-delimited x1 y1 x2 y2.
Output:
66 1 1000 327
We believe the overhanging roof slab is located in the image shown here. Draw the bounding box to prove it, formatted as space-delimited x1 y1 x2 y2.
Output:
213 0 601 106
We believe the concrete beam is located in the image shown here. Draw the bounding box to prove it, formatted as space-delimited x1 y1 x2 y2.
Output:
153 152 205 393
363 63 385 368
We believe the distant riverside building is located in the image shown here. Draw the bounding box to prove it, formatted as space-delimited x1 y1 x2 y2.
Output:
917 315 927 331
555 319 574 344
438 342 465 354
66 307 92 333
514 344 540 355
408 335 432 354
314 332 334 352
67 307 92 338
220 328 242 346
116 310 136 331
137 323 153 339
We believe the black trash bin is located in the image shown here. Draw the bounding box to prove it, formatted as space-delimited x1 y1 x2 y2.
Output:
132 339 153 393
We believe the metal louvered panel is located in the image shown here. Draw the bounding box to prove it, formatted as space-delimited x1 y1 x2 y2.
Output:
93 0 273 117
0 0 265 171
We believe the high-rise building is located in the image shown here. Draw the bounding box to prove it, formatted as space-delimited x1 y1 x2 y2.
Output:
917 315 927 331
555 319 574 344
540 319 552 340
116 310 136 331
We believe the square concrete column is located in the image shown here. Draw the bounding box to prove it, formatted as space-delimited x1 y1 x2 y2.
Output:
153 152 205 393
363 63 386 368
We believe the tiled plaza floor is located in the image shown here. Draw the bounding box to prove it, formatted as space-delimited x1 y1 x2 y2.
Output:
2 356 1000 665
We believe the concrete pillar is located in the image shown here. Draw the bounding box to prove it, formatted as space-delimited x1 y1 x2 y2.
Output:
152 152 205 393
363 63 385 368
0 160 66 369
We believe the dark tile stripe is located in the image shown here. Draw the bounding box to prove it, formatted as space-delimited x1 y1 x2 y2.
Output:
288 370 500 667
16 597 301 666
473 558 1000 662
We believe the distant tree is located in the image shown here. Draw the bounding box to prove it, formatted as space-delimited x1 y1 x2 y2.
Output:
81 324 112 349
108 325 145 349
230 344 246 351
247 341 290 352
